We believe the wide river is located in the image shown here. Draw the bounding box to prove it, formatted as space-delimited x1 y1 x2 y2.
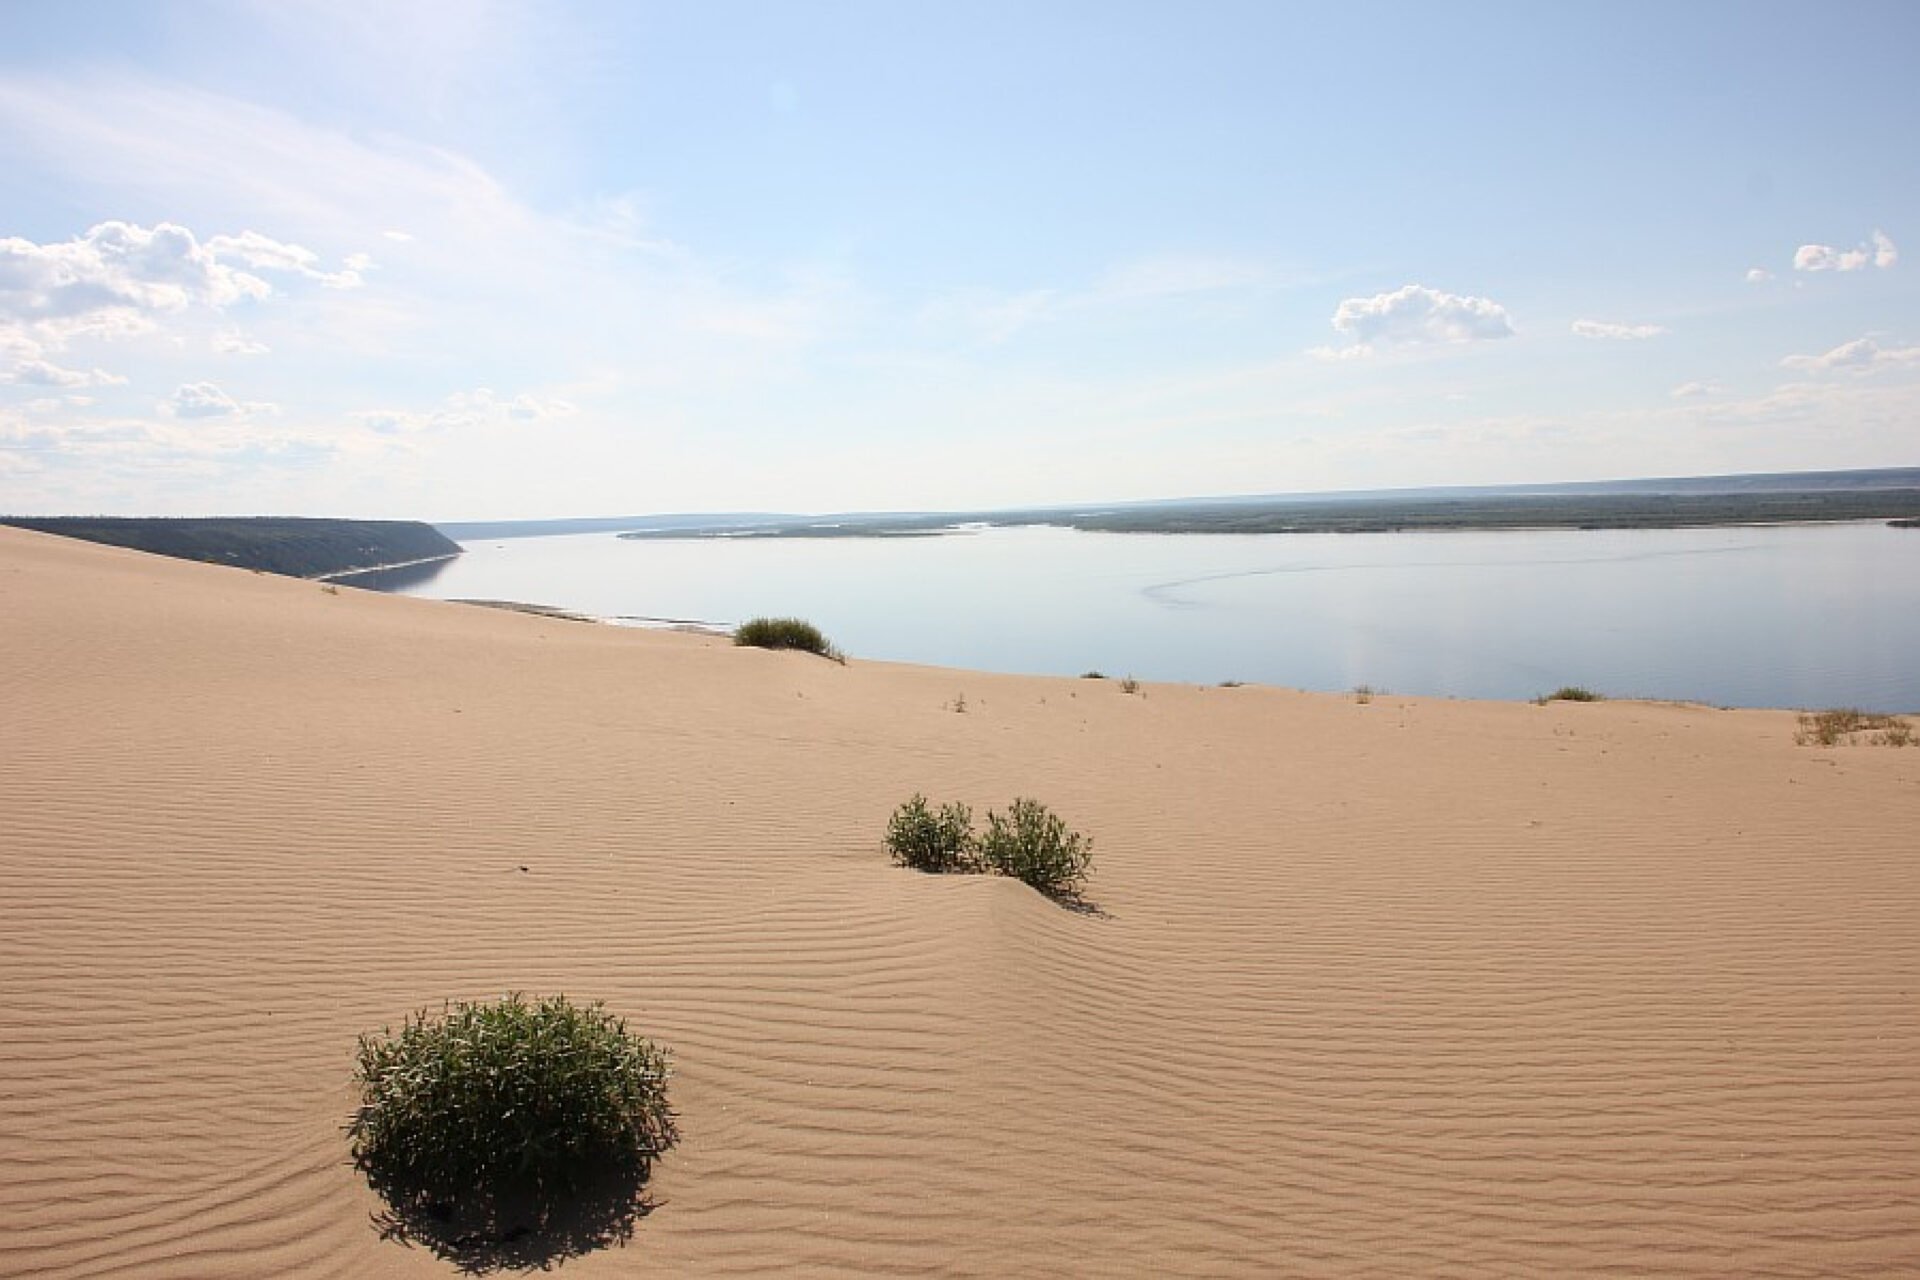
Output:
356 522 1920 711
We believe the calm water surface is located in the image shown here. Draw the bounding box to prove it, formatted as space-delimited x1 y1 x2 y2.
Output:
358 523 1920 711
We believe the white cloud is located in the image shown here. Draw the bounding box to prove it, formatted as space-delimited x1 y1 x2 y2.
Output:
10 359 89 387
212 330 270 356
1794 229 1898 273
1571 319 1667 340
162 381 277 418
1670 381 1721 399
163 382 241 418
1779 336 1920 374
1327 284 1514 356
352 386 576 435
382 230 415 243
0 220 360 386
1305 343 1374 362
2 357 124 387
0 221 270 324
1745 267 1773 284
204 229 364 288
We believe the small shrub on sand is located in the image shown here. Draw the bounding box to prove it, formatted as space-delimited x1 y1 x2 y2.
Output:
1536 685 1602 704
980 798 1093 901
350 994 676 1228
733 616 843 661
886 794 979 874
1119 675 1141 695
1352 684 1377 704
1795 708 1916 747
1080 670 1107 680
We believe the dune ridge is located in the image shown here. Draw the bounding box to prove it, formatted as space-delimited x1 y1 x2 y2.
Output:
2 524 1917 1277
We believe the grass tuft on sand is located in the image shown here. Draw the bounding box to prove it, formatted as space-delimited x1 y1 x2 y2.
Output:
1795 708 1915 747
733 616 844 662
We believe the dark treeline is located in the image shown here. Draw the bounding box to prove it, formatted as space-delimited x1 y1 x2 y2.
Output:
1 517 460 578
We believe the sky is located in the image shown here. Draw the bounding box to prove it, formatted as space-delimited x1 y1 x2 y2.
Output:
1 0 1916 519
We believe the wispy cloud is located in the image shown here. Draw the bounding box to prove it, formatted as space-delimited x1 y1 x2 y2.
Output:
212 331 271 356
1779 336 1920 374
162 381 277 419
1092 255 1268 302
921 253 1271 347
1571 319 1666 341
1 358 126 388
352 387 577 436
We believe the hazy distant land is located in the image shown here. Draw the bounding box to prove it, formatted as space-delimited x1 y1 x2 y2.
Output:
8 470 1915 580
454 466 1920 542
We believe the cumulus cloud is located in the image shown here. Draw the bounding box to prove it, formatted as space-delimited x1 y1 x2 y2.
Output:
1779 336 1920 374
1326 284 1513 356
1794 229 1898 273
1670 381 1721 399
1 222 269 326
0 220 362 384
161 380 276 418
1571 319 1666 340
1746 267 1773 284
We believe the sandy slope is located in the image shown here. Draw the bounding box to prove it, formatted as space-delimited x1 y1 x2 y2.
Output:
2 523 1917 1278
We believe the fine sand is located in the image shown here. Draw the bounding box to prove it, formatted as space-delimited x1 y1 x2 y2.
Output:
3 523 1918 1278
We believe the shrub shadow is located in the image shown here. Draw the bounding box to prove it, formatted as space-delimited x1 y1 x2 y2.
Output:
1050 891 1111 919
366 1158 662 1274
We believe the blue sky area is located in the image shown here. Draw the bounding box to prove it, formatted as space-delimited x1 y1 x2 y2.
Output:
1 1 1915 518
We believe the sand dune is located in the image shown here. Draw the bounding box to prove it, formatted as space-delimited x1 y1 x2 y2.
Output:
3 523 1917 1277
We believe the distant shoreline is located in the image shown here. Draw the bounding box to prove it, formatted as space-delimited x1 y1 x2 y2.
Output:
615 493 1920 541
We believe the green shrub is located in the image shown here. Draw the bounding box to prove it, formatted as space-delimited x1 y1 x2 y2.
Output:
979 798 1093 900
733 616 843 660
886 794 979 874
1536 685 1602 703
349 994 677 1225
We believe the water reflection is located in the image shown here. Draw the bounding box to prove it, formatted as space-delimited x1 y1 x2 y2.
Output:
333 556 459 592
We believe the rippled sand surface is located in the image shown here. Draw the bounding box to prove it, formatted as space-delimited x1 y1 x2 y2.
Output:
4 524 1917 1277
